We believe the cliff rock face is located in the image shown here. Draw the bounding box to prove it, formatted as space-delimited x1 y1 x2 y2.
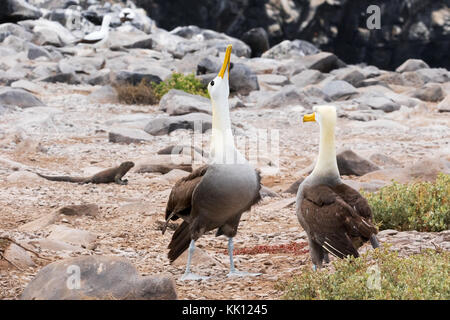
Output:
136 0 450 70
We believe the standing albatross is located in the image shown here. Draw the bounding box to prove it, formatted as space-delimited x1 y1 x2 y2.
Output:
163 45 262 280
76 14 112 47
297 105 379 270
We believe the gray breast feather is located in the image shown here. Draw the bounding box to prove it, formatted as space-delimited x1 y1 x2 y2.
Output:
193 164 259 220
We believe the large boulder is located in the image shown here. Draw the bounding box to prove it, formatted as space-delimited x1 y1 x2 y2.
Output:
411 83 445 102
240 27 270 57
170 25 251 58
261 39 319 59
0 0 42 23
0 88 44 108
114 70 162 86
396 59 430 73
337 149 380 176
20 256 177 300
197 58 259 95
321 80 357 100
159 89 211 115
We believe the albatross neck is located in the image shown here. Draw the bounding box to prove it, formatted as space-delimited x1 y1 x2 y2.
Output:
210 96 244 164
310 121 340 182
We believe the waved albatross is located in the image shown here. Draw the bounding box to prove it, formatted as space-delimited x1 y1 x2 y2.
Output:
297 105 379 270
76 14 112 47
163 45 262 280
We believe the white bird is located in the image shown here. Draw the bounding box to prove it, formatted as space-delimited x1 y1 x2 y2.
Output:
119 8 135 23
163 45 262 280
76 14 112 48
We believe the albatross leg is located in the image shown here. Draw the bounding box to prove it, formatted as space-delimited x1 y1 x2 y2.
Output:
180 240 209 281
226 237 261 278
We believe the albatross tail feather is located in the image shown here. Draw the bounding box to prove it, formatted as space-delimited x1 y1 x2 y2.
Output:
168 221 191 263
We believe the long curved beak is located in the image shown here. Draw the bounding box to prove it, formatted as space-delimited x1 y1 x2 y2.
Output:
218 45 232 79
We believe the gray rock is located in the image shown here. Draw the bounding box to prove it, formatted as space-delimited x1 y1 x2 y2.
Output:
0 23 33 41
58 56 105 75
0 88 44 108
437 95 450 112
10 80 43 94
300 52 344 73
337 149 380 176
87 69 112 86
47 225 97 249
415 68 450 83
40 73 81 84
290 69 324 88
20 256 177 300
20 19 76 46
114 70 162 86
260 185 279 198
333 67 365 87
356 95 400 113
412 83 444 102
159 89 211 115
262 39 319 59
3 243 35 268
27 43 52 60
229 63 259 94
170 25 251 58
144 113 212 136
257 74 289 86
241 27 269 57
108 128 153 144
257 85 311 109
396 59 430 73
369 153 401 168
321 80 357 100
197 56 221 75
0 0 42 23
58 204 99 217
108 30 153 49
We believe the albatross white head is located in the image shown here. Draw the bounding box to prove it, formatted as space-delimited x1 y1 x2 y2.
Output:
207 45 246 165
303 105 341 183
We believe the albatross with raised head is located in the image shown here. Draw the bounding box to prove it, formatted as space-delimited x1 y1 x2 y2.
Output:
297 105 379 270
162 45 262 280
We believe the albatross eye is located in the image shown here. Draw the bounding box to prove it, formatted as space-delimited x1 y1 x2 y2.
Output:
210 80 214 86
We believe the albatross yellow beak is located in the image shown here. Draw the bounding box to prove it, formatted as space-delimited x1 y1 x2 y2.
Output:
218 45 232 79
303 113 316 122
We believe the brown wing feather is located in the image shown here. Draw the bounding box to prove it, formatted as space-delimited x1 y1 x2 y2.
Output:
302 184 377 258
164 165 208 222
332 183 374 221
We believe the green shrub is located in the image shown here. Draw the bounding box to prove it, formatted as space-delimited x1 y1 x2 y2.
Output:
114 79 159 105
153 72 209 100
364 173 449 232
115 73 209 105
276 247 449 300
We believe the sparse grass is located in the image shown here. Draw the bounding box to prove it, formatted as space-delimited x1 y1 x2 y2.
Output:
115 79 159 105
276 247 450 300
364 173 449 232
115 73 209 105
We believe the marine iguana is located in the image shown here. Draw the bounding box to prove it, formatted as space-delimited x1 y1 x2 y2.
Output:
37 161 134 185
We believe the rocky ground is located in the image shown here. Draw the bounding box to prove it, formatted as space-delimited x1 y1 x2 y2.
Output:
0 0 449 300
